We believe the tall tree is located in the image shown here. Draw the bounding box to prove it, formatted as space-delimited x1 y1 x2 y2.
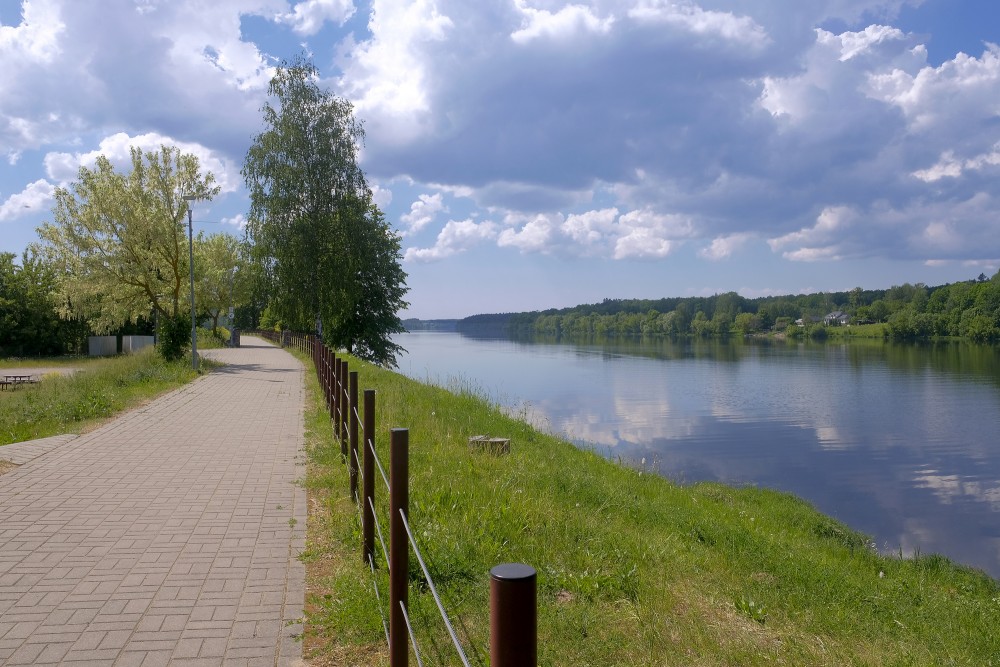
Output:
243 57 408 366
36 145 219 334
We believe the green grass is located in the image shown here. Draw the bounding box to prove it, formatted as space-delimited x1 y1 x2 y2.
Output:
0 347 215 446
825 323 887 339
299 351 1000 666
197 326 231 349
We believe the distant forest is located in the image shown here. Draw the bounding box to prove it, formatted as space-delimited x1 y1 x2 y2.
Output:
456 271 1000 343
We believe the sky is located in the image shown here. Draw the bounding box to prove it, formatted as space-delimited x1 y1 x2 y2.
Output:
3 0 1000 319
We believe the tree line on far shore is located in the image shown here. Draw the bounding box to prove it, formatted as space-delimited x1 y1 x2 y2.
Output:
457 272 1000 343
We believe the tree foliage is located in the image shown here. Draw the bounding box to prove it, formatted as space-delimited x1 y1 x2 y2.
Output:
195 233 251 334
0 249 90 357
461 271 1000 344
35 145 219 334
243 57 408 365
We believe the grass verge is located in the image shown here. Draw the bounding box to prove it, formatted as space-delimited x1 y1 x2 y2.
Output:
297 351 1000 666
0 348 216 446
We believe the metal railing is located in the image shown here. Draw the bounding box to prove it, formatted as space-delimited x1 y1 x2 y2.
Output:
252 329 537 666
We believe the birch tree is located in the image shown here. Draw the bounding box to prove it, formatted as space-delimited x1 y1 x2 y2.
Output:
243 56 408 365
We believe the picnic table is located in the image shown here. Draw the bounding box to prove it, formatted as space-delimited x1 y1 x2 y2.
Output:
1 374 35 390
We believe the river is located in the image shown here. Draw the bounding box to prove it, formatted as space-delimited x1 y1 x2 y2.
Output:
394 331 1000 579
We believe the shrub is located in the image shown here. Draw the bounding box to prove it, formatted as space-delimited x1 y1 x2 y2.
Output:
158 314 190 361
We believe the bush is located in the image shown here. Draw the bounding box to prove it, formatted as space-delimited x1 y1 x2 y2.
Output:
158 314 190 361
808 324 829 340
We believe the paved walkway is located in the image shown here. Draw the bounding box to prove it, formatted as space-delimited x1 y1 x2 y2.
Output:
0 337 307 666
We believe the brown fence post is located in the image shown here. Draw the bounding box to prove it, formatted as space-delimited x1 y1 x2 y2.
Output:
334 357 342 451
363 389 375 567
390 429 409 667
340 361 349 461
319 345 330 411
327 348 334 415
325 347 332 411
490 563 537 667
349 370 359 502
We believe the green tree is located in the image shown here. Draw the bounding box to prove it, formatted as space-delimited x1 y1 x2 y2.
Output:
243 57 408 366
195 233 251 335
36 145 218 338
1 249 90 356
734 312 761 335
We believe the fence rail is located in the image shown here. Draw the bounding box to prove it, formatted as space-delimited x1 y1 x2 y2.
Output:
251 329 537 666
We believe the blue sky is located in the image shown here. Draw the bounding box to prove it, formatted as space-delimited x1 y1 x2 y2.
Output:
3 0 1000 319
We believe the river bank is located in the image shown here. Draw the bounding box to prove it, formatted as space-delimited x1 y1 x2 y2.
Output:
299 351 1000 666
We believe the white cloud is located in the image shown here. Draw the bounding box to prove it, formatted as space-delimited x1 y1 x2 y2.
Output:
759 25 916 123
494 206 692 260
0 1 276 156
768 206 857 261
404 218 497 262
400 192 446 236
336 0 453 143
274 0 354 35
836 24 905 61
370 183 393 209
913 145 1000 183
613 208 691 260
0 179 56 222
627 0 769 50
497 213 559 254
699 232 753 260
43 132 242 193
0 0 65 63
222 213 248 229
560 208 618 256
510 2 613 44
868 45 1000 131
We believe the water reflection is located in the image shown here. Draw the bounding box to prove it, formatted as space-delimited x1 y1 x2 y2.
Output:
396 332 1000 578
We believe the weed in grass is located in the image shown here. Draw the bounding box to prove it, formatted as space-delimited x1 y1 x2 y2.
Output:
735 597 768 624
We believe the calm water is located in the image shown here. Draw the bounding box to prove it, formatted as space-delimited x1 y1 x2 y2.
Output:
395 331 1000 578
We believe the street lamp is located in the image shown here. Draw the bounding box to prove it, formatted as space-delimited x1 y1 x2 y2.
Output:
182 195 198 370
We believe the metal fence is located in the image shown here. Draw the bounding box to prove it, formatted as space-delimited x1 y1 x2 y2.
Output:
253 330 537 666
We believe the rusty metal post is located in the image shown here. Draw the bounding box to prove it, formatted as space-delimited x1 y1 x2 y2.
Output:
339 361 349 461
490 563 537 667
390 429 409 667
363 389 375 566
349 371 359 502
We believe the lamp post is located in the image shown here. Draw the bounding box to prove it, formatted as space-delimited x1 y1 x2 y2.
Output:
182 195 198 370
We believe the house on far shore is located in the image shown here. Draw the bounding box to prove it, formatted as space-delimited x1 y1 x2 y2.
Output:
824 310 851 326
795 316 822 327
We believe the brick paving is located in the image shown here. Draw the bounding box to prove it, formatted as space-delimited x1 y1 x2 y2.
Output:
0 337 307 666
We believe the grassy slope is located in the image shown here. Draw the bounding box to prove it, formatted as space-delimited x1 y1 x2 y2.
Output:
299 353 1000 666
0 348 211 446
